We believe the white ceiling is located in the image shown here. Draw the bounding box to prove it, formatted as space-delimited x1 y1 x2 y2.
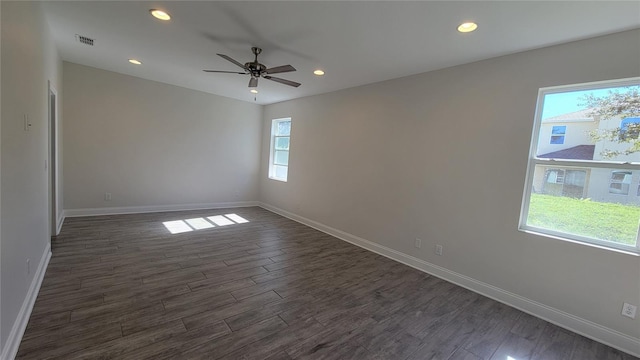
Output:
42 1 640 105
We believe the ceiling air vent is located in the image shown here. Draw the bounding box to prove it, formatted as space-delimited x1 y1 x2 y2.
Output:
75 34 94 46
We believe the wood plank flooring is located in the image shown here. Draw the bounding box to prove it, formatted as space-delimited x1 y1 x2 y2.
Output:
17 207 638 359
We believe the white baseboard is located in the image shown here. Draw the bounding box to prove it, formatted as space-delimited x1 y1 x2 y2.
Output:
258 202 640 358
55 212 65 235
64 201 259 218
1 242 51 360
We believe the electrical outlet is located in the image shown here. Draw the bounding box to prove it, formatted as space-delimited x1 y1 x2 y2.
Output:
26 258 30 275
104 192 112 201
414 238 422 249
622 303 637 319
435 244 443 256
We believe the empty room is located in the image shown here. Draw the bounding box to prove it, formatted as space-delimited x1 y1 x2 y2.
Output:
1 1 639 359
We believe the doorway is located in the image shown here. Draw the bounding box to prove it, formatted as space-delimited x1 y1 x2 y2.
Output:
48 81 59 236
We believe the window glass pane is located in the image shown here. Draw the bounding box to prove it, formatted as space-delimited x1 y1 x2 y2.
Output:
274 165 288 180
276 121 291 136
528 166 639 247
609 171 632 195
274 150 289 166
536 85 640 162
269 118 291 182
275 137 290 150
620 117 640 140
564 170 586 187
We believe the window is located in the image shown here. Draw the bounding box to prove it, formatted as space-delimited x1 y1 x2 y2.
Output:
540 168 587 198
550 126 566 144
546 169 564 184
609 171 632 195
520 78 640 253
269 118 291 182
620 117 640 140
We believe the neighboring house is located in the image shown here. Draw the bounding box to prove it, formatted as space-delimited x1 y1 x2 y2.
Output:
532 109 640 205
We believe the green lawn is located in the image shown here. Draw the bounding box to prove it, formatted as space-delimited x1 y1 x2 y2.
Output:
527 193 640 245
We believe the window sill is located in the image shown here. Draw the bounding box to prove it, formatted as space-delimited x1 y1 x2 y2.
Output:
268 176 287 183
518 227 639 256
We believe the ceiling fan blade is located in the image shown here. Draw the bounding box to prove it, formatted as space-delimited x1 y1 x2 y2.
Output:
203 70 246 74
265 65 296 74
264 76 301 88
217 53 246 69
249 77 258 88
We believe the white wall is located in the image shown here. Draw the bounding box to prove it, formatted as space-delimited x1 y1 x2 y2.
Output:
260 29 640 352
63 63 262 213
1 1 62 357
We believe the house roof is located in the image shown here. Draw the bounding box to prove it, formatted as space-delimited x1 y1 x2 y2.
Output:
538 145 595 160
542 109 596 122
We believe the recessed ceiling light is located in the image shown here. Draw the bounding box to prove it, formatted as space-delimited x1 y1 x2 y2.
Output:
250 89 258 94
313 69 325 76
457 22 478 33
128 59 142 65
150 9 171 21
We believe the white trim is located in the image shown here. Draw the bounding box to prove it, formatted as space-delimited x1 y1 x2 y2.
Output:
1 243 51 360
259 202 640 358
268 118 291 182
47 81 60 237
56 211 65 235
64 201 259 218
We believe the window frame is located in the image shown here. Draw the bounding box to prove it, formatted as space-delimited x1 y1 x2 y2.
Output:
268 117 291 182
519 77 640 254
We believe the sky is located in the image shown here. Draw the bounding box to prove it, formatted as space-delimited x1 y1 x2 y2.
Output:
541 85 638 119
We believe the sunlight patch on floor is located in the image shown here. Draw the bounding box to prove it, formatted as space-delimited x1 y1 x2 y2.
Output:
163 213 249 234
207 215 235 226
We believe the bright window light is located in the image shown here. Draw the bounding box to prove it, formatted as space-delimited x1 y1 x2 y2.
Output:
269 118 291 182
163 220 193 234
208 215 235 226
519 77 640 253
225 213 249 224
185 218 215 230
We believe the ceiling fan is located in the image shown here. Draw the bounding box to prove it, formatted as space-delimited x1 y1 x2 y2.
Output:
204 47 301 88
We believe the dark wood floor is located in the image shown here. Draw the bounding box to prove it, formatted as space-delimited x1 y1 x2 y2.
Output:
17 207 637 360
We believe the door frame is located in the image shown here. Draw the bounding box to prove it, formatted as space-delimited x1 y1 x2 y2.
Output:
48 80 60 236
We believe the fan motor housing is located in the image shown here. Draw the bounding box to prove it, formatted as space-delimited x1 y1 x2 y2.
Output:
246 62 267 77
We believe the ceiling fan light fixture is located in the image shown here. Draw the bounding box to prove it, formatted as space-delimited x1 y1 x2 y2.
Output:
313 69 325 76
205 47 302 89
128 59 142 65
150 9 171 21
457 22 478 33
